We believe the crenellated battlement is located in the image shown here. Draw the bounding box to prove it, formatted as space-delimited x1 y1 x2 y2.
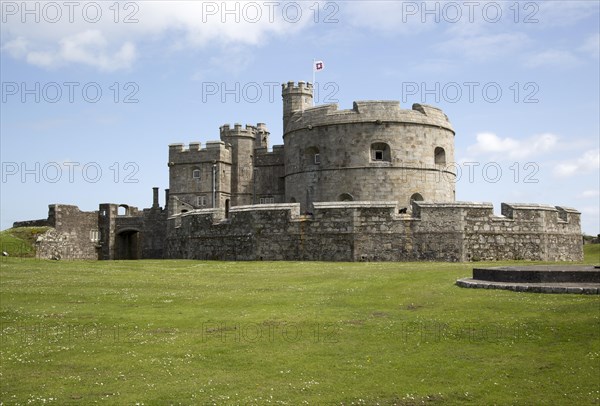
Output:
169 141 229 153
219 122 270 138
281 80 313 93
220 123 257 138
166 201 583 261
284 100 454 134
168 141 230 164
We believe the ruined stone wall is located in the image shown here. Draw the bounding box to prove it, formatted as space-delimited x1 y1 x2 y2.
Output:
36 205 99 260
98 203 167 260
12 219 50 228
165 201 583 262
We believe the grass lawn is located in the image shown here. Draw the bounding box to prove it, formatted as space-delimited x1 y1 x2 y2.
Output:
0 246 598 405
0 227 50 258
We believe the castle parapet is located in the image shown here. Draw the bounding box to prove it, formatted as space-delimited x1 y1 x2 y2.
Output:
168 141 231 164
282 80 313 92
166 201 582 262
220 123 257 138
284 100 454 134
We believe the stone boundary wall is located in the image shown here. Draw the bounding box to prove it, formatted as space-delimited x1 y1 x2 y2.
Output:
166 201 583 262
12 219 50 228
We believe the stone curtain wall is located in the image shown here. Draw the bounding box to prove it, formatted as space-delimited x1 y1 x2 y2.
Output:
166 201 583 262
36 205 99 260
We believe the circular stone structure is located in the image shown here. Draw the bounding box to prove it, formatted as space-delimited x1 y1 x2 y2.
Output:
457 265 600 294
281 81 456 212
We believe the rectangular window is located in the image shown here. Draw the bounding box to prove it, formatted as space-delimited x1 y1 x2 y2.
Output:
193 169 201 179
90 230 100 242
374 150 384 161
314 153 321 164
197 195 207 206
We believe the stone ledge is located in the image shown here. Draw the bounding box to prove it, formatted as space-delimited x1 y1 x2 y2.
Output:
231 203 300 213
456 278 600 295
414 201 493 209
313 201 398 209
502 203 561 211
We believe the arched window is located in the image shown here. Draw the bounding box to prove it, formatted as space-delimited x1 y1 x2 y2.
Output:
290 197 297 203
410 193 424 203
339 193 354 202
434 147 446 165
192 168 201 179
118 205 129 216
371 142 391 162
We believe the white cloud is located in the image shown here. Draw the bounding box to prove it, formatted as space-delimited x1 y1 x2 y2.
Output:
15 30 137 72
0 1 313 72
467 132 559 159
524 49 580 69
554 149 600 177
2 36 29 58
579 189 600 198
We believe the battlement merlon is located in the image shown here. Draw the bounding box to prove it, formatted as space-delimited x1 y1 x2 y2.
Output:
501 203 581 224
170 201 581 224
168 141 231 164
283 100 454 134
281 80 314 93
219 122 269 136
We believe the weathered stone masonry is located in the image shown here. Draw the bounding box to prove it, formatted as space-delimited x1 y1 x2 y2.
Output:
34 205 99 260
28 188 167 260
166 201 582 262
15 79 584 261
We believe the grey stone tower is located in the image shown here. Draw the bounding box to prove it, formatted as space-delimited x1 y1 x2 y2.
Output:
281 81 456 212
220 124 260 206
282 81 313 132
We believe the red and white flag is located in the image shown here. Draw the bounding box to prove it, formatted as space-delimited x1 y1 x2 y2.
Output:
314 60 324 72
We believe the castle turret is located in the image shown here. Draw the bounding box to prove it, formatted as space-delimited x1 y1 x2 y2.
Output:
282 81 313 131
282 95 456 212
255 122 270 149
220 123 259 206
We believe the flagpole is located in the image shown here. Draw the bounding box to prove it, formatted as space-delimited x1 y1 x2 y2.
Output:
312 58 315 89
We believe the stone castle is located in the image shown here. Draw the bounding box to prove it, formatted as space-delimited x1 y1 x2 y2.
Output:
13 81 583 261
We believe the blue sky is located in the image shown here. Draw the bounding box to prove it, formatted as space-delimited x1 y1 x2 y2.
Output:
1 1 599 235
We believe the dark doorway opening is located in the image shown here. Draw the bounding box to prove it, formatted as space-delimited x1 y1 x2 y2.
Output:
117 230 141 260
